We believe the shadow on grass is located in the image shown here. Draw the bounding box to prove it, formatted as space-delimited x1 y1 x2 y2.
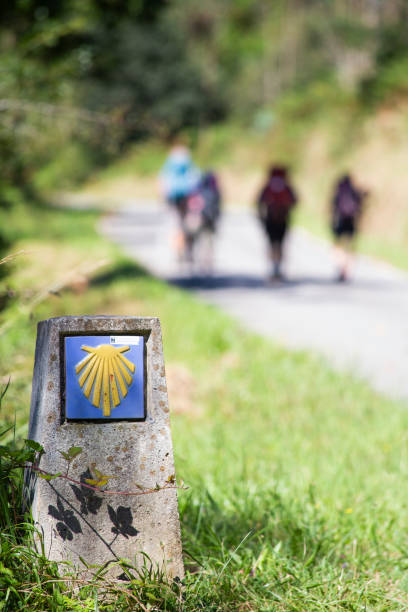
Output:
90 262 148 288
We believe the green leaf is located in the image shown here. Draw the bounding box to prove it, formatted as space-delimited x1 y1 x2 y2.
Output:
85 478 110 488
25 439 44 453
6 449 34 463
84 478 100 486
146 592 160 602
93 468 114 480
97 479 109 487
0 425 14 439
0 378 10 404
67 446 82 458
57 450 71 461
78 556 89 568
0 563 14 577
38 472 61 481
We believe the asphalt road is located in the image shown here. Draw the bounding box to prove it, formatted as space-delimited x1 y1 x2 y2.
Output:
100 202 408 401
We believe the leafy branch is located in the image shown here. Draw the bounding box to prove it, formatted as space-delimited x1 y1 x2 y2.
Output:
57 445 82 478
15 442 186 497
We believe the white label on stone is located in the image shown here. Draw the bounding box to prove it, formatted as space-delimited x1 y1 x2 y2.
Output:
110 335 140 345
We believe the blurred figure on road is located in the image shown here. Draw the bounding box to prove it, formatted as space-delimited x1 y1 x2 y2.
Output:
159 142 201 261
180 170 222 274
331 174 365 282
196 171 222 273
199 171 221 234
256 164 297 281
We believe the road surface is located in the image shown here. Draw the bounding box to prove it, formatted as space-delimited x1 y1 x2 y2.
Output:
100 202 408 401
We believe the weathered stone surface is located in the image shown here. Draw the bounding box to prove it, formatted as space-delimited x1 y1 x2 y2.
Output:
26 316 184 580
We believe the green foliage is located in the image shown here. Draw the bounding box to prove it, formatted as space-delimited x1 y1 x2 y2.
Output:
84 467 114 489
83 19 223 139
360 55 408 105
166 0 387 116
3 0 407 198
33 142 102 192
57 446 82 462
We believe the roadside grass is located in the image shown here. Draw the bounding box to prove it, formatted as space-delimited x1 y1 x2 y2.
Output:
1 201 408 609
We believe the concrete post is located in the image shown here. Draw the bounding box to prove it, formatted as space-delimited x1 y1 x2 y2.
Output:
26 316 184 580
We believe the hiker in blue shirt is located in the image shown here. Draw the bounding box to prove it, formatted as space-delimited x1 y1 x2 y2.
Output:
159 144 201 261
160 144 200 211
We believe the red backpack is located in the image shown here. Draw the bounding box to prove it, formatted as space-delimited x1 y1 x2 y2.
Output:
261 177 296 223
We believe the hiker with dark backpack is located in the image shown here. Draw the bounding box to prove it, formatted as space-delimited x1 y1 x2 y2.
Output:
198 171 221 274
256 165 297 281
182 171 222 273
331 174 365 282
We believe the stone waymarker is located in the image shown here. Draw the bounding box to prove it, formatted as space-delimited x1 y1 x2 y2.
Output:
26 316 184 579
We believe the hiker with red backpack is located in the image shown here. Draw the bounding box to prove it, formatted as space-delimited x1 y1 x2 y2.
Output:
256 165 297 281
331 174 365 282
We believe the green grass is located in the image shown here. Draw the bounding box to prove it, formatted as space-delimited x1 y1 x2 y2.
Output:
1 199 408 609
86 140 168 184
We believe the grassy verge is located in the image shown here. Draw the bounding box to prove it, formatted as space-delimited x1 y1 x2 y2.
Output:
1 199 408 609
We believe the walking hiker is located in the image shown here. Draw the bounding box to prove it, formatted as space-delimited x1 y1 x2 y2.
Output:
181 171 222 273
331 174 365 282
256 164 297 281
199 171 221 234
196 171 221 273
159 143 201 262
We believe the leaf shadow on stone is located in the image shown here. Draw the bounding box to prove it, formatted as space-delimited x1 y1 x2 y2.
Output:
47 481 121 560
107 504 139 541
48 496 82 541
70 469 103 516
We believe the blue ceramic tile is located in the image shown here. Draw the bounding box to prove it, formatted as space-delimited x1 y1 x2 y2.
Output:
65 335 144 420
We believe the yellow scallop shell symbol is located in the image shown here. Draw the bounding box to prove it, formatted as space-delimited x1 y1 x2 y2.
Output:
75 344 135 417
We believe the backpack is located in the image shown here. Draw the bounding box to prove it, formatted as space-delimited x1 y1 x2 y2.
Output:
183 192 205 236
200 178 220 227
335 183 361 219
261 177 295 223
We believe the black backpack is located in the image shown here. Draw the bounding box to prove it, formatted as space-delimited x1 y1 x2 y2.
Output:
200 173 221 227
